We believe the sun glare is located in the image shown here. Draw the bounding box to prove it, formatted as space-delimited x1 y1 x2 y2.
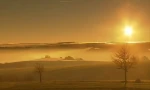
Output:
124 26 133 36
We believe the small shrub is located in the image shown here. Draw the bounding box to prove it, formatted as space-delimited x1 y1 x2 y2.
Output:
135 78 142 83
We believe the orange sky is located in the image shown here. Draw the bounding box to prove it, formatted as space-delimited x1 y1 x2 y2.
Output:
0 0 149 43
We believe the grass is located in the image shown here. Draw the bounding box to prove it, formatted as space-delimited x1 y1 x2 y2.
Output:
0 81 150 90
0 61 150 90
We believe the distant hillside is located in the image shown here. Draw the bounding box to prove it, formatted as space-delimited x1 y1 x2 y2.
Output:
0 60 150 81
0 61 106 69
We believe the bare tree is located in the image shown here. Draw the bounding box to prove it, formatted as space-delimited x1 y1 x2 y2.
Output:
34 63 44 83
112 45 138 88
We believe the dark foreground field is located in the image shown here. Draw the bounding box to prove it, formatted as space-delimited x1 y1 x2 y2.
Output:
0 81 150 90
0 61 150 90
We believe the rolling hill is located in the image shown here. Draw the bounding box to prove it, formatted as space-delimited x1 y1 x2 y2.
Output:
0 60 150 82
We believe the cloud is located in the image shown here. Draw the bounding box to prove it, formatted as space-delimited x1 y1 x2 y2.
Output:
0 42 149 52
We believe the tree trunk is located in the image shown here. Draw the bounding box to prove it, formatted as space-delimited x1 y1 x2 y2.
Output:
40 73 42 83
124 70 127 89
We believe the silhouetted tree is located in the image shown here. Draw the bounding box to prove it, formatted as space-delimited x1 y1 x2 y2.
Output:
141 56 149 62
34 63 44 83
112 45 138 88
45 55 51 58
76 58 84 61
64 56 75 60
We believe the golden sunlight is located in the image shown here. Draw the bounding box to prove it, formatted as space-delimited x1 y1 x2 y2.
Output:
124 26 133 37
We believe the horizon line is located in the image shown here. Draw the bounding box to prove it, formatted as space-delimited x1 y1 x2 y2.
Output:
0 41 150 45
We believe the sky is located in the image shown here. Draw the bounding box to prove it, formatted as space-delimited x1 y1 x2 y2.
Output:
0 0 150 43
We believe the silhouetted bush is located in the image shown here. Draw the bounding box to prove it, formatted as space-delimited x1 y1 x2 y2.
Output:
44 55 51 58
64 56 75 60
76 58 84 61
135 78 142 83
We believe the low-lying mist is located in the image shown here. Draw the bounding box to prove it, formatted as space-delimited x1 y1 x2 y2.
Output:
0 42 149 63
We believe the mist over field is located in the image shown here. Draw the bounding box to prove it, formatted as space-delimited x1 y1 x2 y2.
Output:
1 0 150 89
0 42 149 89
0 42 149 63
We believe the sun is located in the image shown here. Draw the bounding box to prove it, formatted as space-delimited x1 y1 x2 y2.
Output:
124 26 133 36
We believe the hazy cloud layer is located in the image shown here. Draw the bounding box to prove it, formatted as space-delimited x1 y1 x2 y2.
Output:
0 42 149 50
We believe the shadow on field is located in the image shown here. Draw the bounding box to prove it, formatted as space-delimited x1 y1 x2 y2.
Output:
0 81 150 90
1 87 150 90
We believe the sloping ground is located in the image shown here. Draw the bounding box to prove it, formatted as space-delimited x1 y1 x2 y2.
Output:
0 82 150 90
44 62 150 81
0 61 106 69
0 61 150 81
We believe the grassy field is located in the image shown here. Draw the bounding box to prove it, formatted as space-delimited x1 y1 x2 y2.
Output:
0 81 150 90
0 61 150 81
0 61 150 90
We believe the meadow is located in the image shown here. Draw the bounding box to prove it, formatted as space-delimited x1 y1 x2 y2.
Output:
0 61 150 90
0 81 150 90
